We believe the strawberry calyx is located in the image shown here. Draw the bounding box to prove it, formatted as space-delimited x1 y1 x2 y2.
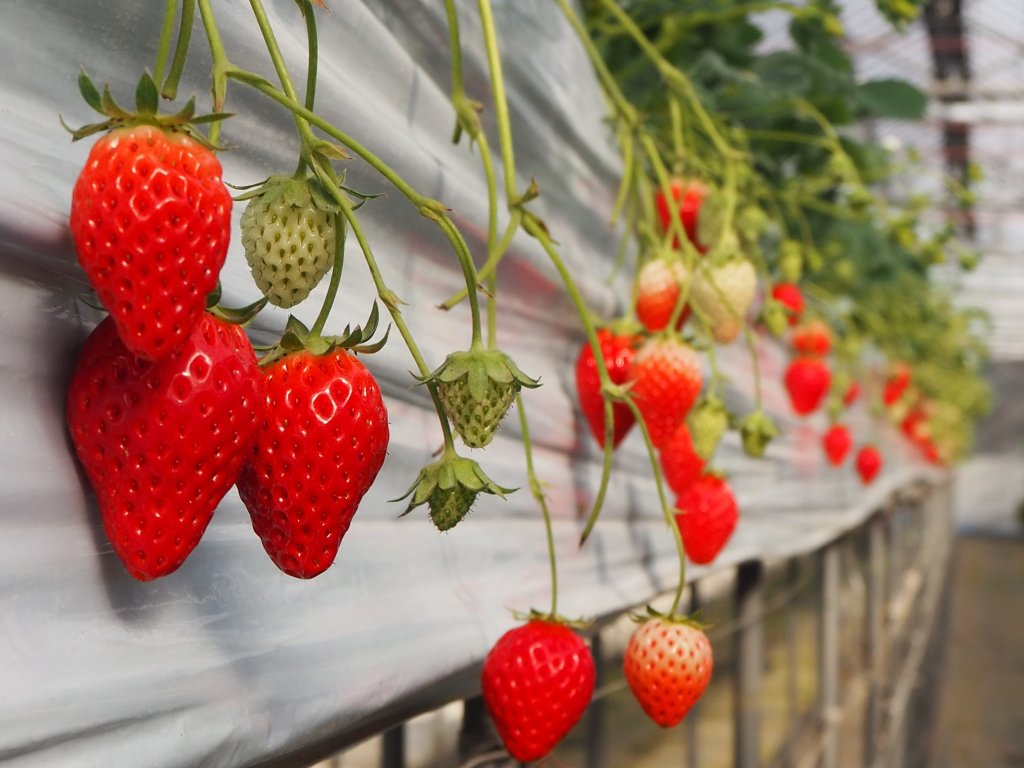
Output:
255 301 388 367
422 346 540 448
205 282 269 326
63 71 230 149
630 604 709 631
510 608 591 631
394 448 514 531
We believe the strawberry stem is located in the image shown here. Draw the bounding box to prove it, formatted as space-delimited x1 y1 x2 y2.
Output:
161 0 195 100
154 0 179 88
310 202 344 338
516 395 559 618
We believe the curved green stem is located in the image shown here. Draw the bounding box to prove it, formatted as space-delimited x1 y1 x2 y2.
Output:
295 0 320 176
477 0 517 203
154 0 179 88
161 0 195 100
621 397 688 617
517 395 559 618
310 193 345 338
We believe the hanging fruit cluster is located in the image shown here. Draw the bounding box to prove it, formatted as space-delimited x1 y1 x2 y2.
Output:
59 0 990 762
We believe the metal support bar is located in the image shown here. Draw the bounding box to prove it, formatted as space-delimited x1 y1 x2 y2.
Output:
783 559 801 768
817 545 840 768
687 582 702 768
864 514 887 764
734 560 764 768
585 632 605 768
381 724 405 768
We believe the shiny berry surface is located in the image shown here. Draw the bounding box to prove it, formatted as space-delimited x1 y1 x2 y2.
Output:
630 338 703 448
575 329 637 448
675 474 739 565
66 313 263 580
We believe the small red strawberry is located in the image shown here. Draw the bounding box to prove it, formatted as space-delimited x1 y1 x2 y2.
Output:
635 257 690 332
822 424 853 466
784 357 831 416
770 282 805 326
659 422 705 496
630 337 703 447
655 178 709 251
66 313 263 580
883 364 911 406
674 473 739 565
481 619 595 762
238 348 389 578
791 319 832 357
624 616 713 727
70 124 232 360
575 329 637 448
855 445 883 484
843 380 860 407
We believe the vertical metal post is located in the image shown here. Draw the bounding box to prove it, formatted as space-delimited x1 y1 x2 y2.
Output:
585 631 605 768
381 724 405 768
734 560 764 768
783 559 801 767
686 583 702 768
818 544 840 768
865 515 886 765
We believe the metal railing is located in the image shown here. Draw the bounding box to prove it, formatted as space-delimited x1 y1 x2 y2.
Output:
316 477 954 768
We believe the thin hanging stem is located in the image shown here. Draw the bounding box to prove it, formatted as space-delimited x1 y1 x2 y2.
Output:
154 0 179 87
517 396 559 617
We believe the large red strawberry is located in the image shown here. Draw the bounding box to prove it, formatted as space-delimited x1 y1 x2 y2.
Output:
855 445 883 484
481 619 595 762
659 422 705 496
70 124 232 360
66 313 263 580
655 178 708 251
624 617 713 727
822 424 853 466
630 337 703 447
784 357 831 416
791 319 832 357
636 257 690 332
674 473 739 565
770 282 805 326
238 348 389 578
575 329 637 448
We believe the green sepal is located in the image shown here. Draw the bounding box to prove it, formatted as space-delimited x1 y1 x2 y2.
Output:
78 70 104 114
510 608 592 630
630 605 710 629
209 296 268 327
310 139 351 162
135 71 160 115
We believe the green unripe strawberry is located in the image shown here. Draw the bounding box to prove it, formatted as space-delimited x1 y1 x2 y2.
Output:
429 347 539 448
240 175 339 308
396 451 513 532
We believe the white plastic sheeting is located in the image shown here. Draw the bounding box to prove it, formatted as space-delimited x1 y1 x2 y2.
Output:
0 1 940 766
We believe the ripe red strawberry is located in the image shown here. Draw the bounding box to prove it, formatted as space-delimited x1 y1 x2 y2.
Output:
822 424 853 466
883 364 911 406
791 319 832 357
675 474 739 565
238 348 389 578
855 445 883 484
482 619 595 762
624 617 713 727
843 380 860 407
636 257 690 332
690 258 758 344
66 313 263 580
70 125 232 360
630 337 703 447
655 178 708 251
784 357 831 416
770 282 805 326
659 422 705 496
575 329 637 448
